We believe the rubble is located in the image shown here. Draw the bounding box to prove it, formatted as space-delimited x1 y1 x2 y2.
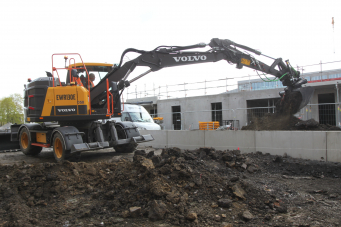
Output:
0 147 340 226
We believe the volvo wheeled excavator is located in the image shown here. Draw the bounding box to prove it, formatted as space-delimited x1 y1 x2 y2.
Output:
0 38 314 162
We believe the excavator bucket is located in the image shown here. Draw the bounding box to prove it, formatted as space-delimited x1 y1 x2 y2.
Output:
0 131 20 151
296 86 315 110
276 87 314 115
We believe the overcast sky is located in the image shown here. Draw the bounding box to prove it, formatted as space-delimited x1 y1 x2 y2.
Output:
0 0 340 100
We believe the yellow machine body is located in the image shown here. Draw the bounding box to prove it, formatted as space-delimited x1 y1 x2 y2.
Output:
41 85 89 117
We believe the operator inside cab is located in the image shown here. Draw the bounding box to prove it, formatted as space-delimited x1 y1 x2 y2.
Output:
89 73 95 88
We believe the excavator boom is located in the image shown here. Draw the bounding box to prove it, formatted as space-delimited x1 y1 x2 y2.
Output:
90 38 314 114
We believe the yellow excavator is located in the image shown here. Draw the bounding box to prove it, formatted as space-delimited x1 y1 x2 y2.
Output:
0 38 314 162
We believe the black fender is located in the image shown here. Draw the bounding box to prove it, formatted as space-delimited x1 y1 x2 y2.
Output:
115 121 141 138
51 126 83 151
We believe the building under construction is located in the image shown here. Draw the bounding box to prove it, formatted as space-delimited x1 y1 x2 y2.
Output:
127 68 341 130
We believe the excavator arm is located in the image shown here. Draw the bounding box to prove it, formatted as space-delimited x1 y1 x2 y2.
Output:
90 38 314 114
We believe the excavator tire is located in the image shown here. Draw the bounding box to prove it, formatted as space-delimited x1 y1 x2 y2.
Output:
19 128 42 156
52 133 69 163
113 125 137 153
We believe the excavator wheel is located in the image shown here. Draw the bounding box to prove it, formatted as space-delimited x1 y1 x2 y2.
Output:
113 125 137 153
52 133 69 162
19 128 42 156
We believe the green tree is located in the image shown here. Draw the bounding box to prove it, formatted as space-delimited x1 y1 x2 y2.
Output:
0 94 24 126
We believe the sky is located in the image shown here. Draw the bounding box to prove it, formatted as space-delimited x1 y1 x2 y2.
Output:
0 0 340 100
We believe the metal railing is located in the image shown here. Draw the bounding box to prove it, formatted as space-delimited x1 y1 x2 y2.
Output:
125 60 341 101
298 103 341 126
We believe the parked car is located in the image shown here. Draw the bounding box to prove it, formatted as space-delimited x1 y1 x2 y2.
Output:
112 104 161 130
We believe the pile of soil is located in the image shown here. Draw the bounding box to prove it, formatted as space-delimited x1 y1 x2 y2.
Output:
242 114 341 131
243 89 341 131
1 148 341 226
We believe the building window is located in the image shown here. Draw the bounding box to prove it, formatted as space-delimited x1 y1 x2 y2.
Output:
211 102 222 126
172 106 181 130
150 108 157 118
312 76 321 81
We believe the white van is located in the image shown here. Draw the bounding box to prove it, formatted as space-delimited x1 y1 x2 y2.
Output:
113 104 161 130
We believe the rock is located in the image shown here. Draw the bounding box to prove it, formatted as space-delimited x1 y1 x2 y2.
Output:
247 166 257 173
110 217 124 224
245 157 252 165
273 156 283 163
159 165 172 175
222 154 234 161
34 187 43 198
149 181 169 197
232 184 246 200
73 169 79 176
230 176 239 182
168 147 181 157
146 151 154 158
151 156 161 165
121 210 130 218
84 165 97 176
134 155 154 170
189 182 195 187
129 206 141 217
241 163 247 169
226 161 235 168
211 202 218 208
264 214 272 220
134 150 146 157
214 214 221 222
329 194 338 198
183 152 196 160
218 199 232 208
166 193 180 204
276 205 287 213
180 192 189 203
199 150 207 159
241 210 254 221
186 212 197 221
199 147 215 155
148 200 168 221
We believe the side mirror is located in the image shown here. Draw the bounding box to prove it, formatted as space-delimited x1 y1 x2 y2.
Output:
71 69 78 78
45 71 53 77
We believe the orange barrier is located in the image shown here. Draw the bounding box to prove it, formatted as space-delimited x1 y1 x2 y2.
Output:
199 121 220 130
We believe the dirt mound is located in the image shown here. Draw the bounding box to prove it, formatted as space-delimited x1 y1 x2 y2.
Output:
242 114 341 131
0 148 284 226
242 113 301 131
1 148 340 226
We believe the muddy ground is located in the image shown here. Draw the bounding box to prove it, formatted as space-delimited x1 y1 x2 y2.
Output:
0 147 340 226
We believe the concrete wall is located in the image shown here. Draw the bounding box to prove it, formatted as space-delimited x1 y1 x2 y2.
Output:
255 131 327 161
139 130 341 163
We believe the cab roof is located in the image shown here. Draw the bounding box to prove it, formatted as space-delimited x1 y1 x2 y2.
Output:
67 62 113 72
